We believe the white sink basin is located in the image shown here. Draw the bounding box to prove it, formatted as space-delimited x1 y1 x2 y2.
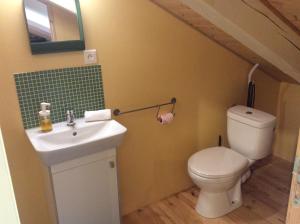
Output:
26 119 127 166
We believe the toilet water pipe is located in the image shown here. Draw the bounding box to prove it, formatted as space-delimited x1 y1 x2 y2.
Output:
248 63 259 84
247 63 259 108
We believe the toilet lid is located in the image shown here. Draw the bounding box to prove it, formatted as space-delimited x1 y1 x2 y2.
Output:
188 146 248 179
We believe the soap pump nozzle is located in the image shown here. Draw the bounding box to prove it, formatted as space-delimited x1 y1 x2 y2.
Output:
40 102 50 115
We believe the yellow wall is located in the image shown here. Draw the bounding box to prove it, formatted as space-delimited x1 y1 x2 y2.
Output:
0 0 279 223
253 70 280 116
273 83 300 162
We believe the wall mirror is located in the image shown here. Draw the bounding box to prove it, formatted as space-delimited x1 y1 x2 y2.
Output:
23 0 85 54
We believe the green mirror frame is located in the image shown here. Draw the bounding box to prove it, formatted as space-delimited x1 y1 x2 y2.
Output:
23 0 85 54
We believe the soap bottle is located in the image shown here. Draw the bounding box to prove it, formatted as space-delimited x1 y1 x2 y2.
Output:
39 102 53 132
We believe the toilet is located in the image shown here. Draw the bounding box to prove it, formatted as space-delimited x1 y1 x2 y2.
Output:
188 105 276 218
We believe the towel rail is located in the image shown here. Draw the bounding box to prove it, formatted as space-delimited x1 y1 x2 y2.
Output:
113 97 176 116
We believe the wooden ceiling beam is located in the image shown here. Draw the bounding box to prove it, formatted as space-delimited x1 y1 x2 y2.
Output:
150 0 300 83
263 0 300 36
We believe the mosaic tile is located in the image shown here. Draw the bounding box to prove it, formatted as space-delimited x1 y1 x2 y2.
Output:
14 65 105 129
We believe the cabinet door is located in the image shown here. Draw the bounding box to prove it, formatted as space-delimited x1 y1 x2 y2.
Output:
286 131 300 223
52 156 120 224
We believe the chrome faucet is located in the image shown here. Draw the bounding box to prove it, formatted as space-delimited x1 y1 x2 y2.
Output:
66 110 76 126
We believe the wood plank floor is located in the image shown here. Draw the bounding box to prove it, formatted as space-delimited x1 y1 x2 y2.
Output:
123 156 293 224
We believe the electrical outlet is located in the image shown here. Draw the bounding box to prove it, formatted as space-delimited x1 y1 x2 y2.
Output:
84 49 97 64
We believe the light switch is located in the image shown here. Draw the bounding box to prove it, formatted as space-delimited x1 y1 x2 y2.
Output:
84 49 97 64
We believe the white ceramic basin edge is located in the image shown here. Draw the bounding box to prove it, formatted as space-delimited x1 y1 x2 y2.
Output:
26 119 127 166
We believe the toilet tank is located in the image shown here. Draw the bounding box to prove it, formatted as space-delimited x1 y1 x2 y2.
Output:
227 105 276 160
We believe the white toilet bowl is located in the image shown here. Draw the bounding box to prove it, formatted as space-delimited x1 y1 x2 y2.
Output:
188 106 276 218
188 146 249 218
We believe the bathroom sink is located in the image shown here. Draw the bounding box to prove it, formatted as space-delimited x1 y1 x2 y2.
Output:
26 119 127 166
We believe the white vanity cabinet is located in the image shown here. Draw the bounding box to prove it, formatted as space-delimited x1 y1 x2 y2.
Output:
50 148 120 224
26 119 127 224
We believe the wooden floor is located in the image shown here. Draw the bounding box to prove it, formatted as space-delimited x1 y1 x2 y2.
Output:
123 156 293 224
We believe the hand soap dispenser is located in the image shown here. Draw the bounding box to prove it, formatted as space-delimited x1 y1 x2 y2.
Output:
39 102 52 132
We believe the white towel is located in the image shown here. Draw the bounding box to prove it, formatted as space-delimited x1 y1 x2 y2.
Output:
84 109 111 122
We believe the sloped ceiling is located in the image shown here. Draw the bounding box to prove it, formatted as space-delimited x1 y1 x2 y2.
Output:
151 0 300 83
262 0 300 35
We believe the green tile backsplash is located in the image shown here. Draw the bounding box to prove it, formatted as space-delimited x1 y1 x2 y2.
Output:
14 65 105 129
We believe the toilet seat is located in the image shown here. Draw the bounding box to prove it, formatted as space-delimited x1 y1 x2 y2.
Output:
188 146 248 179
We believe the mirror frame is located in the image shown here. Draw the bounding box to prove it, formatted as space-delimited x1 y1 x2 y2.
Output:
23 0 85 54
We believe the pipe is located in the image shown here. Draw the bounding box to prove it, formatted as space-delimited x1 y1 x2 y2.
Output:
248 63 259 84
